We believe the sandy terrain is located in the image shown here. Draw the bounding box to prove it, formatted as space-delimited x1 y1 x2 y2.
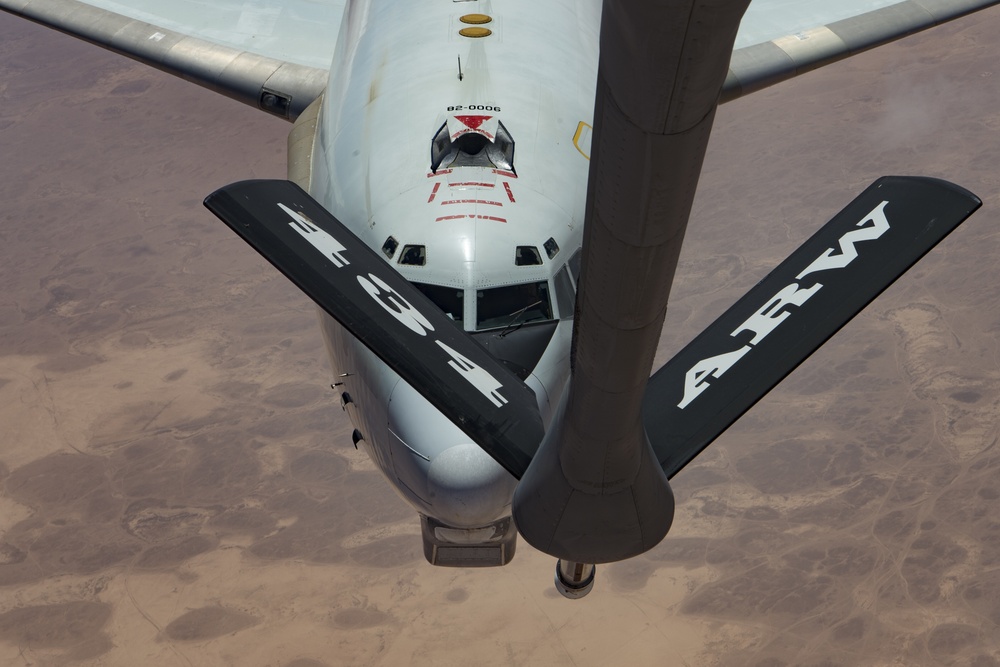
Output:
2 6 1000 666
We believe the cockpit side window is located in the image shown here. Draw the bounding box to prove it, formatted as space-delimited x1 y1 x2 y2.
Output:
430 120 516 173
554 266 576 319
543 237 560 259
567 248 582 286
476 281 553 330
399 245 426 266
382 236 399 259
515 246 542 266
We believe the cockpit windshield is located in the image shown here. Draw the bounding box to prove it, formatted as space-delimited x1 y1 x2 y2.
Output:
476 281 553 330
413 282 464 325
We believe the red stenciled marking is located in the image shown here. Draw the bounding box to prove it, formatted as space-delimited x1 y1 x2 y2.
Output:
441 199 504 207
427 182 441 203
435 214 507 223
503 182 515 203
454 115 492 130
492 169 517 179
450 182 495 188
427 169 453 178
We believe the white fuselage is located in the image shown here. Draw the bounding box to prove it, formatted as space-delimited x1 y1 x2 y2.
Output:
308 0 601 529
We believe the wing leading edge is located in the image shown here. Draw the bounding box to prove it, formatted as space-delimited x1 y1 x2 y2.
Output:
0 0 339 119
3 0 999 117
725 0 1000 102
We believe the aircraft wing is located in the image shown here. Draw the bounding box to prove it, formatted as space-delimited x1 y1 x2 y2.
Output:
0 0 343 119
726 0 1000 102
3 0 999 119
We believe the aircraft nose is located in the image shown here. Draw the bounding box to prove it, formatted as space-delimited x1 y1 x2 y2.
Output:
428 443 516 528
388 380 516 528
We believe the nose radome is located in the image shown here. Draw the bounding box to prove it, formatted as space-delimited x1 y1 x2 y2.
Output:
428 443 517 528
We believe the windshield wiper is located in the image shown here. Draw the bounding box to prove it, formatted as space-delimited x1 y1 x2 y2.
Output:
496 300 542 339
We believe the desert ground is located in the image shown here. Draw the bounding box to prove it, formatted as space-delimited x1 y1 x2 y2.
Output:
2 6 1000 666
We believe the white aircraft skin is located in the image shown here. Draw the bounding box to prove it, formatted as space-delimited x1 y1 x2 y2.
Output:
302 0 600 538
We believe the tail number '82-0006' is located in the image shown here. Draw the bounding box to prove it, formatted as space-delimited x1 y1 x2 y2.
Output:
280 203 510 409
447 105 500 112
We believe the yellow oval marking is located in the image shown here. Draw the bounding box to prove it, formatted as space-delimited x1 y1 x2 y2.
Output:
460 13 492 25
459 26 493 38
